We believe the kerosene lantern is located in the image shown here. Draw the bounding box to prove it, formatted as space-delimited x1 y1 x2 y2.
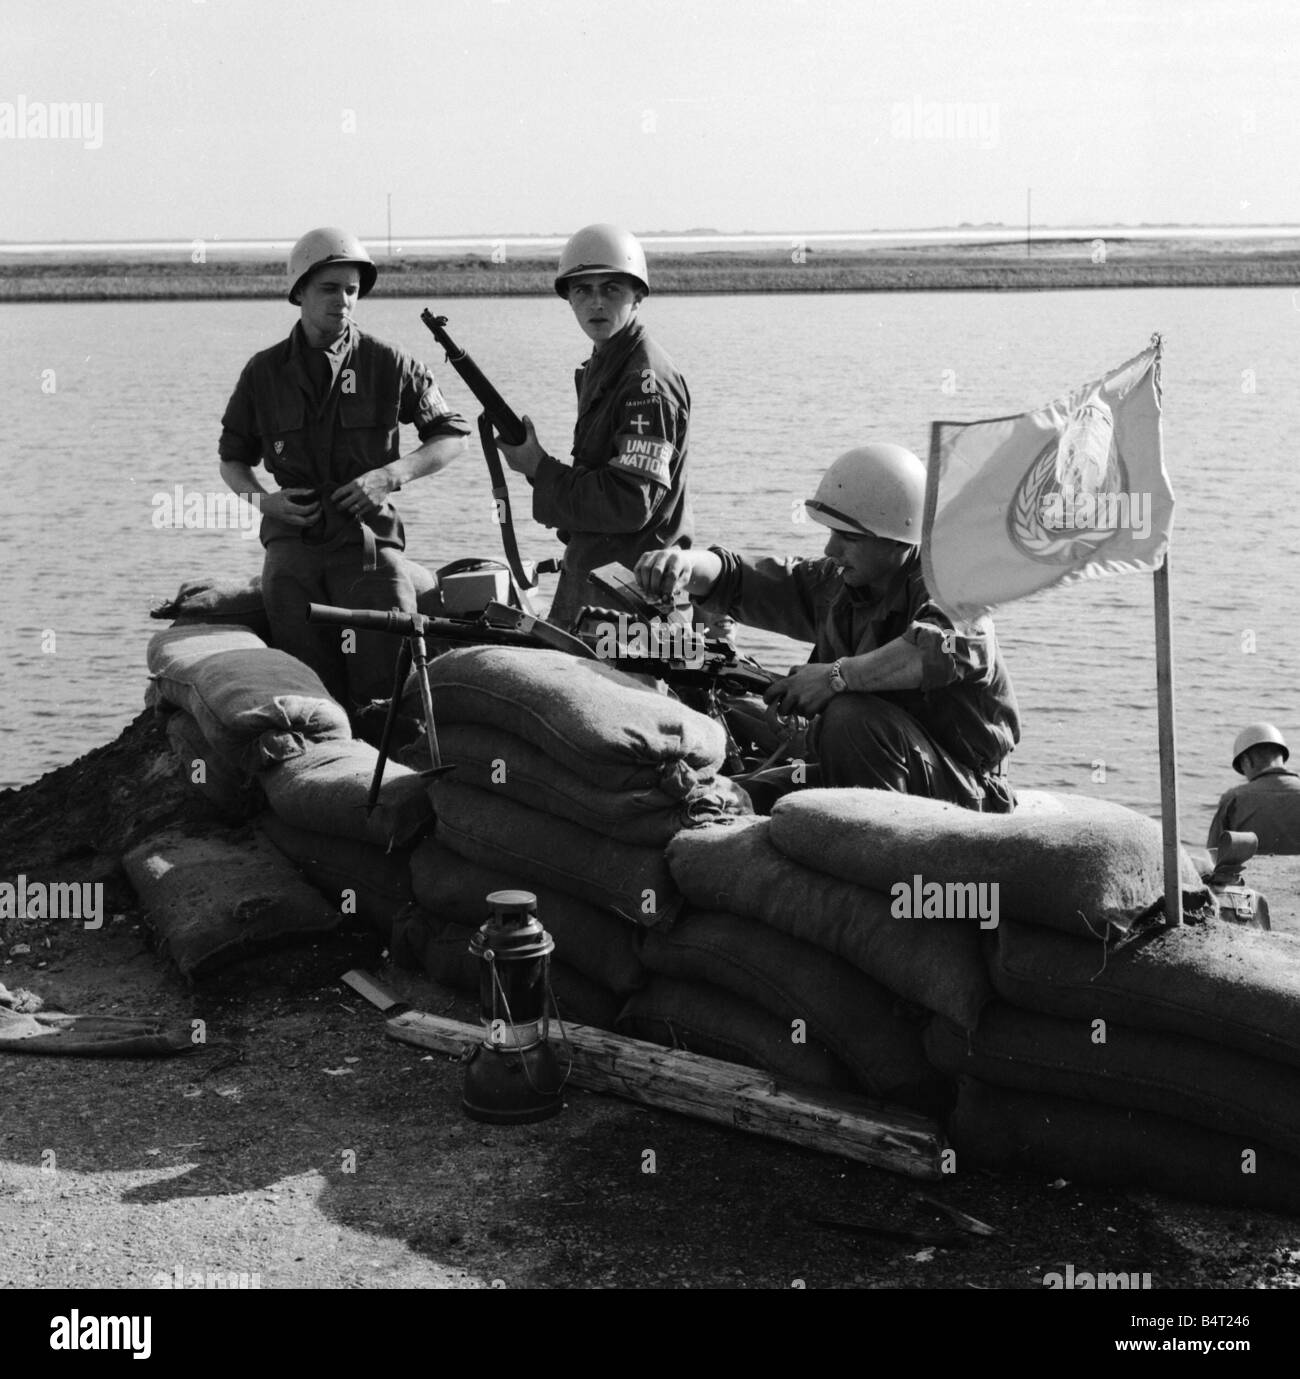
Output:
462 889 565 1123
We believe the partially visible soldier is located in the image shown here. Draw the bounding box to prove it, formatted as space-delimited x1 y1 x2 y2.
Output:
218 227 469 710
496 224 693 629
1207 723 1300 853
635 444 1020 810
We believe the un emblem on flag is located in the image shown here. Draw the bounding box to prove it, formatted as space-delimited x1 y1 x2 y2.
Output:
1008 402 1129 564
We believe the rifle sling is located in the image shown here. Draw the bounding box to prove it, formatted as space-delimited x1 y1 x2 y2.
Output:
477 413 535 598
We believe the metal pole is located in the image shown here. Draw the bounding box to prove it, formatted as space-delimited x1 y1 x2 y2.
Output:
1026 188 1031 257
1153 556 1183 924
387 193 392 258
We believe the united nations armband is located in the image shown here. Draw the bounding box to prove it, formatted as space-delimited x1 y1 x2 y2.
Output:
610 434 676 487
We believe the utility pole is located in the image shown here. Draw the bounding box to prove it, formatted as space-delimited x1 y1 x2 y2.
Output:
387 193 392 258
1026 188 1032 258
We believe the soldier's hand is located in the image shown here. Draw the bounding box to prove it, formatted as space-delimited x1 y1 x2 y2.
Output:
262 488 320 526
332 470 395 520
635 548 696 602
497 415 548 478
763 663 837 718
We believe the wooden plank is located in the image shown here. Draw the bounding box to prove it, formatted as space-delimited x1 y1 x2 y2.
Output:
386 1009 945 1179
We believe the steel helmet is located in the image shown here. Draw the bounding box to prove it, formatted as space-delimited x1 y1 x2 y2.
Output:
1232 722 1289 774
287 227 377 304
805 443 928 545
555 223 649 298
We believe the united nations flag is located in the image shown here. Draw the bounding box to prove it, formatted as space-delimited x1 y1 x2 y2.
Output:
922 337 1173 621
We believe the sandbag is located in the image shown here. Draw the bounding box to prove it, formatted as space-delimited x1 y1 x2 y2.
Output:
640 909 948 1113
151 574 272 642
404 914 621 1030
436 722 752 847
949 1077 1300 1215
408 837 646 995
165 710 263 822
260 738 434 850
925 1003 1300 1160
668 817 992 1027
147 625 351 773
433 777 681 928
769 788 1213 940
260 813 414 941
988 917 1300 1070
617 978 855 1091
426 646 726 796
122 825 342 980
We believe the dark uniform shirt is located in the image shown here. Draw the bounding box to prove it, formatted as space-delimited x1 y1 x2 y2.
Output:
704 546 1021 776
1207 768 1300 853
219 322 468 551
531 317 693 624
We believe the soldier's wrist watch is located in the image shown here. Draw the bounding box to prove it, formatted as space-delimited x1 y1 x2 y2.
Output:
828 658 848 693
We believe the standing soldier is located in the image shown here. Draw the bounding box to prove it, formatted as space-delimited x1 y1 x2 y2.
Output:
496 224 694 629
218 227 469 709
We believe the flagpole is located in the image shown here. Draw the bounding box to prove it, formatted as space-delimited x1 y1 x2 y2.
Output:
1153 554 1183 925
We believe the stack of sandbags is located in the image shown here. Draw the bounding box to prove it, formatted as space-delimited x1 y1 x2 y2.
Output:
936 913 1300 1210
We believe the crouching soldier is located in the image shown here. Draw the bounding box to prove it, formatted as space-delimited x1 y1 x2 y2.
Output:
218 227 470 711
635 443 1021 810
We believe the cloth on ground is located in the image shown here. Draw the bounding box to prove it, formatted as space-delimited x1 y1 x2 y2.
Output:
0 1004 194 1056
987 916 1300 1070
432 776 682 928
408 837 647 995
769 788 1213 939
425 645 726 796
667 816 992 1027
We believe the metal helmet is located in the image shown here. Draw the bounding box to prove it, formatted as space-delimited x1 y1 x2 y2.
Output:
1232 722 1289 774
554 223 649 298
805 443 928 545
287 227 377 304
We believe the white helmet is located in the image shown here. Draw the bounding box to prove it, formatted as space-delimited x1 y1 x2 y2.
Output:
555 223 649 298
1232 722 1289 774
287 227 377 304
805 443 927 545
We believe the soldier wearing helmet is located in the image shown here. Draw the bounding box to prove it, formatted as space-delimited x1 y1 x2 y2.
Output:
496 224 693 629
218 227 469 709
1207 723 1300 853
635 444 1020 811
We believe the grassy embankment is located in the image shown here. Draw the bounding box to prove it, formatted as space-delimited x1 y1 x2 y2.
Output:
3 237 1299 300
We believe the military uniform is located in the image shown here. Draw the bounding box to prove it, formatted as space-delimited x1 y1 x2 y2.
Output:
530 319 692 628
1207 768 1300 853
702 547 1020 809
219 321 468 705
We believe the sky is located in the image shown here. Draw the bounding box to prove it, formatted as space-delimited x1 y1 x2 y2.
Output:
2 0 1298 243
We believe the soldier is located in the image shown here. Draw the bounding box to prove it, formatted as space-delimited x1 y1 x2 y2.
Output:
635 444 1020 810
218 227 469 708
496 224 693 629
1207 723 1300 853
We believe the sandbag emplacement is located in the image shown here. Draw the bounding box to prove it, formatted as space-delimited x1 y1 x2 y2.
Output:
924 1003 1300 1160
151 574 272 642
426 646 726 796
618 978 856 1092
432 777 682 929
260 738 434 850
147 624 351 773
949 1078 1300 1216
409 837 647 995
400 912 621 1030
260 813 414 941
640 909 949 1114
122 825 342 980
988 917 1300 1070
668 817 992 1028
165 709 263 822
769 788 1213 940
436 722 752 846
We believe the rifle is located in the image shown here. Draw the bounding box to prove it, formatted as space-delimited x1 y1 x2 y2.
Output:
420 311 551 609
